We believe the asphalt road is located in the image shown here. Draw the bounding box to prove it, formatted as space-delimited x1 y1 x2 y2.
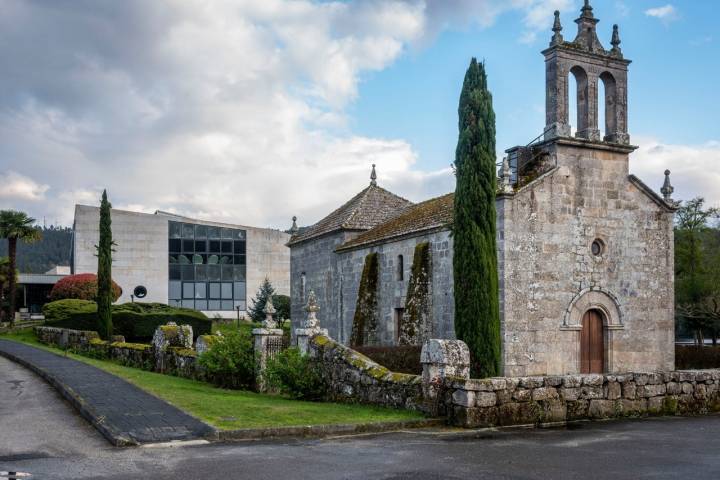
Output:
2 356 720 479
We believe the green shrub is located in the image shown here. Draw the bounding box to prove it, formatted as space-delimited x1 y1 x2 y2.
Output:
273 294 290 320
198 329 255 389
42 300 212 342
266 347 326 400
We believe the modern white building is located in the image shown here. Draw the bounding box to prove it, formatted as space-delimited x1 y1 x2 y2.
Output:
72 205 290 318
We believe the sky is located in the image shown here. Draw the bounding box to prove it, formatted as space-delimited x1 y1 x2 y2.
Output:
0 0 718 229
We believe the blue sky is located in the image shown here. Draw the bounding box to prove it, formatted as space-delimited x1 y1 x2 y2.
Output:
1 0 718 227
350 0 719 172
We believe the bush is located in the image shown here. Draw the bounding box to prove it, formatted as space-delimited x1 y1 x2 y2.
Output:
273 294 290 320
354 345 422 375
50 273 122 302
676 345 720 369
42 300 212 342
266 347 326 400
198 329 255 389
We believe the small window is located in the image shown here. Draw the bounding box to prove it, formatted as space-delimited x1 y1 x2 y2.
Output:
182 282 194 299
195 225 207 238
591 239 605 257
182 223 194 238
397 255 404 281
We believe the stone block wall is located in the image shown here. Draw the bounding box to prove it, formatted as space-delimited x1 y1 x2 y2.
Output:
308 335 424 411
445 370 720 428
34 326 99 347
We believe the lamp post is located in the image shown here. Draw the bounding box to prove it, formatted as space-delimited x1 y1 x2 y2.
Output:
236 305 241 329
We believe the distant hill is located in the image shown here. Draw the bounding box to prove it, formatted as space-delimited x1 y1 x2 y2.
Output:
0 226 73 273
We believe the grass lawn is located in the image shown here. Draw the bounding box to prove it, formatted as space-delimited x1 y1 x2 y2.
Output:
0 329 424 430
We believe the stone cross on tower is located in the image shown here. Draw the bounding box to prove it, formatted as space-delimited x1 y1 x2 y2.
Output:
543 1 631 145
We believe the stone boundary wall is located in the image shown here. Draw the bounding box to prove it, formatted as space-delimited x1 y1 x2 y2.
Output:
309 335 425 411
446 371 720 428
35 326 99 348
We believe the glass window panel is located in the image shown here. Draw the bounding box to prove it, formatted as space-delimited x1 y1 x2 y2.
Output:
209 240 221 253
235 230 246 240
218 255 230 265
208 265 221 281
183 282 194 299
233 241 246 254
208 226 220 239
169 265 181 280
182 239 194 253
208 300 221 311
169 299 182 307
182 300 195 309
182 223 194 238
221 300 234 311
222 228 234 239
169 254 178 264
194 282 206 299
195 300 208 311
207 254 219 265
169 238 181 253
233 265 246 281
222 265 234 281
234 255 246 265
221 283 233 299
234 300 247 311
195 240 207 252
233 282 246 300
195 225 207 238
195 265 208 281
182 264 195 280
209 283 221 299
221 241 232 253
169 221 182 239
192 254 204 265
178 254 190 265
169 281 182 299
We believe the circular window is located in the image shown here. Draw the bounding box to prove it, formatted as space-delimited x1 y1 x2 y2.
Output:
591 239 605 257
133 285 148 299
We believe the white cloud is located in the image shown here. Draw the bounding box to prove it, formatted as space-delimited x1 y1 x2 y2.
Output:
0 171 49 202
630 137 720 209
644 4 679 23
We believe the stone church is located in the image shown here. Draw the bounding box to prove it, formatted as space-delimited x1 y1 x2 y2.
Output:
288 1 677 377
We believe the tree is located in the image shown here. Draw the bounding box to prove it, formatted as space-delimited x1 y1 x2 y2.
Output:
96 190 115 339
49 273 122 302
675 197 720 345
0 257 17 322
249 277 276 323
0 210 41 325
452 58 501 377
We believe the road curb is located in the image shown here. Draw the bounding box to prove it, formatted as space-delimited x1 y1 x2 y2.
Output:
217 418 446 441
0 346 138 447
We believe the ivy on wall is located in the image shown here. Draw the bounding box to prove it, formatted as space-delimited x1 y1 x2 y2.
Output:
350 252 379 346
399 242 432 346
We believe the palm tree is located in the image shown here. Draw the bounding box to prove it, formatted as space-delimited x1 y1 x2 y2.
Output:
0 211 41 325
0 257 15 322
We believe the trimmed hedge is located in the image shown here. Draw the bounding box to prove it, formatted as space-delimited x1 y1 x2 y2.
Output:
42 300 212 342
354 345 422 375
676 345 720 369
49 273 122 302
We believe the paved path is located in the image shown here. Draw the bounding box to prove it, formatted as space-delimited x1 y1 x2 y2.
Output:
0 340 215 446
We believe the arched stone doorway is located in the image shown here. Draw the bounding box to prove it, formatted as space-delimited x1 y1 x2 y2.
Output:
580 309 605 373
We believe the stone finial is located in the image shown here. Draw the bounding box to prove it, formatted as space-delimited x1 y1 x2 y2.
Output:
580 0 594 18
370 164 377 186
501 156 513 194
661 169 674 202
551 10 563 46
304 290 320 329
611 24 622 55
290 216 298 235
262 300 277 329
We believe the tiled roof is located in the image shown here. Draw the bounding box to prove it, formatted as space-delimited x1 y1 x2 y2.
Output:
336 192 454 252
287 184 413 246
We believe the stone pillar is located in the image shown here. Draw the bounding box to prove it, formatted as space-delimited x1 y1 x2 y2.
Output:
152 322 193 372
420 339 470 416
252 301 283 392
294 290 328 355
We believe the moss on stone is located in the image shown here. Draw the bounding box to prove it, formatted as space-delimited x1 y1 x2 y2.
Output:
313 335 332 347
399 242 431 346
350 252 379 346
168 346 197 357
111 341 151 351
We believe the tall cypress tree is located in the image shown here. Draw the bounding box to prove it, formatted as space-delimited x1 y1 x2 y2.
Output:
453 58 501 378
96 190 113 339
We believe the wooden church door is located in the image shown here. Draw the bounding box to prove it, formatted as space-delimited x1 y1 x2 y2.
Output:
580 310 604 374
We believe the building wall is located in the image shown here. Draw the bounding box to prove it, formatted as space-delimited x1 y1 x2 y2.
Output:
499 142 675 376
73 205 168 305
336 231 455 346
74 206 290 316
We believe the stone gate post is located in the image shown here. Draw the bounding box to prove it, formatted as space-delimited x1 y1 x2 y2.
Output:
420 339 470 416
252 301 284 392
294 290 328 355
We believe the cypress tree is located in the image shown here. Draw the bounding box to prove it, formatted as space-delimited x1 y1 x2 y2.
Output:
96 190 114 339
452 58 501 378
249 277 276 323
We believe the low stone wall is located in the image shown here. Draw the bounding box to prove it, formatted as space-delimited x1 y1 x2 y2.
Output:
309 335 424 411
35 326 99 348
446 371 720 428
